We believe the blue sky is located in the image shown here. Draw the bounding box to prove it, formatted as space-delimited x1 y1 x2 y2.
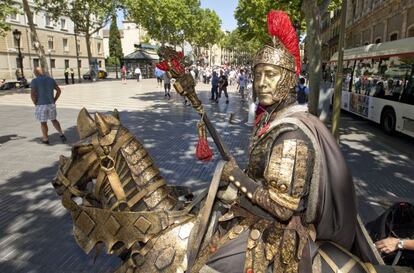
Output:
116 0 238 31
200 0 238 31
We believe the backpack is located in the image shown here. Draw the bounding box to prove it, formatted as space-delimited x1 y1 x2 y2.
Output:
220 75 228 87
366 202 414 267
297 85 308 104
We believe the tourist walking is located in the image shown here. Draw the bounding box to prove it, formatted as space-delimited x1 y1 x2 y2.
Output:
218 70 229 104
296 77 309 105
121 65 127 84
30 67 67 145
237 69 248 101
210 71 219 102
134 66 141 82
162 72 171 99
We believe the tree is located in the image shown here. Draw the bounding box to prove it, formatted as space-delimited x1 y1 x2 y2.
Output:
191 8 222 58
124 0 221 56
0 0 17 36
219 29 260 65
109 14 123 79
35 0 118 79
125 0 190 46
22 0 49 75
235 0 302 46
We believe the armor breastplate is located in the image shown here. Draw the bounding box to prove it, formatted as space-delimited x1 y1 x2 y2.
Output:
247 128 276 181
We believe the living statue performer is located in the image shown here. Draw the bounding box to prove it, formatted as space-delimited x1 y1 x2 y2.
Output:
182 10 385 273
53 9 410 273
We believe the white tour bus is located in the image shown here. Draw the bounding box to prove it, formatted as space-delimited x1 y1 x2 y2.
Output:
330 37 414 138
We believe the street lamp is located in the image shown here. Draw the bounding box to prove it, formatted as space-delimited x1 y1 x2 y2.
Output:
12 29 24 79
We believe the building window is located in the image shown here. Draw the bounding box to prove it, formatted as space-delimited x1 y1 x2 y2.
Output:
16 58 21 68
76 39 81 53
60 18 66 30
48 37 54 50
33 58 39 68
78 60 82 68
63 38 69 52
45 16 53 28
97 42 101 54
10 13 18 21
375 38 381 44
389 33 398 41
408 27 414 38
50 59 56 68
64 59 69 68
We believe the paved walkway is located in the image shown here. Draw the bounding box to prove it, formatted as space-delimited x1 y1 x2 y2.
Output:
0 79 413 272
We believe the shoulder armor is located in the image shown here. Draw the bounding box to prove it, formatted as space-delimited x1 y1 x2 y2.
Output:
264 138 313 211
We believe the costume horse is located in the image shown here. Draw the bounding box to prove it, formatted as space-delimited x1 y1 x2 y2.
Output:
54 108 385 273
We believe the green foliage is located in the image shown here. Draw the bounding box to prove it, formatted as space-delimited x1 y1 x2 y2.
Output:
125 0 189 45
124 0 221 48
34 0 119 67
140 34 151 44
107 56 120 66
0 0 18 36
235 0 302 46
220 29 261 55
109 14 122 63
34 0 118 35
192 8 222 48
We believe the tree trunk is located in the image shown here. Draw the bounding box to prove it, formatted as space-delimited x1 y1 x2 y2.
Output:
301 0 322 116
85 32 94 81
22 0 49 76
332 0 348 141
115 63 118 79
74 25 82 83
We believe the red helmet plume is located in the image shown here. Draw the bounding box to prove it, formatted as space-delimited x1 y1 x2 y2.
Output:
267 10 301 75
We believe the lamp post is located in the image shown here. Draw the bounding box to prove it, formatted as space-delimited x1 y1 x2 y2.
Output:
48 49 53 77
12 29 24 79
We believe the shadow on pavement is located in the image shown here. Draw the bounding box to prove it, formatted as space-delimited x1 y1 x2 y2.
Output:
339 114 414 223
0 90 252 272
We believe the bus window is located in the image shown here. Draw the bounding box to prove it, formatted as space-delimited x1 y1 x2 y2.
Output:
383 57 413 102
401 64 414 105
342 61 353 92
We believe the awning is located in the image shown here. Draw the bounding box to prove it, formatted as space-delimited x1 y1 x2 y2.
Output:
123 49 159 61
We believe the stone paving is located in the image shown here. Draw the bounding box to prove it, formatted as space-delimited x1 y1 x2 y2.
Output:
0 79 413 272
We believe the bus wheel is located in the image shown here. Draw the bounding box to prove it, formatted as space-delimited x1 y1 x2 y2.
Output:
381 108 396 135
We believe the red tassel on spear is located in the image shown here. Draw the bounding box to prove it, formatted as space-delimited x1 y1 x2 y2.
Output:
196 119 213 161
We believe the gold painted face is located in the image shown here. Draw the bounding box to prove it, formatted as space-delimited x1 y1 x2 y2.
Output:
253 64 295 106
254 64 286 106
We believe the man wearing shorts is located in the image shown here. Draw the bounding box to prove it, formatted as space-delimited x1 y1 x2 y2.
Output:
31 67 67 144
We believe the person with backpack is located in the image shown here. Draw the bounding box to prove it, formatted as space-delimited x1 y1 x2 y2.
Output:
296 77 309 105
210 70 219 102
218 70 229 104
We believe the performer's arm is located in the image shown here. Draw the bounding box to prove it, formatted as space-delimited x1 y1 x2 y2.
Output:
223 131 314 221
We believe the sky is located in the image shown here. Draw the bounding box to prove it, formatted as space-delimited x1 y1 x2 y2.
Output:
200 0 238 31
115 0 238 31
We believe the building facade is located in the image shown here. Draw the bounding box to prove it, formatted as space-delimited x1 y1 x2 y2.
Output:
321 0 414 65
103 20 155 58
345 0 414 48
321 9 341 65
0 1 105 80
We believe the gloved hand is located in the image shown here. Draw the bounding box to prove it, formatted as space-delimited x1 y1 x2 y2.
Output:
221 157 239 182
